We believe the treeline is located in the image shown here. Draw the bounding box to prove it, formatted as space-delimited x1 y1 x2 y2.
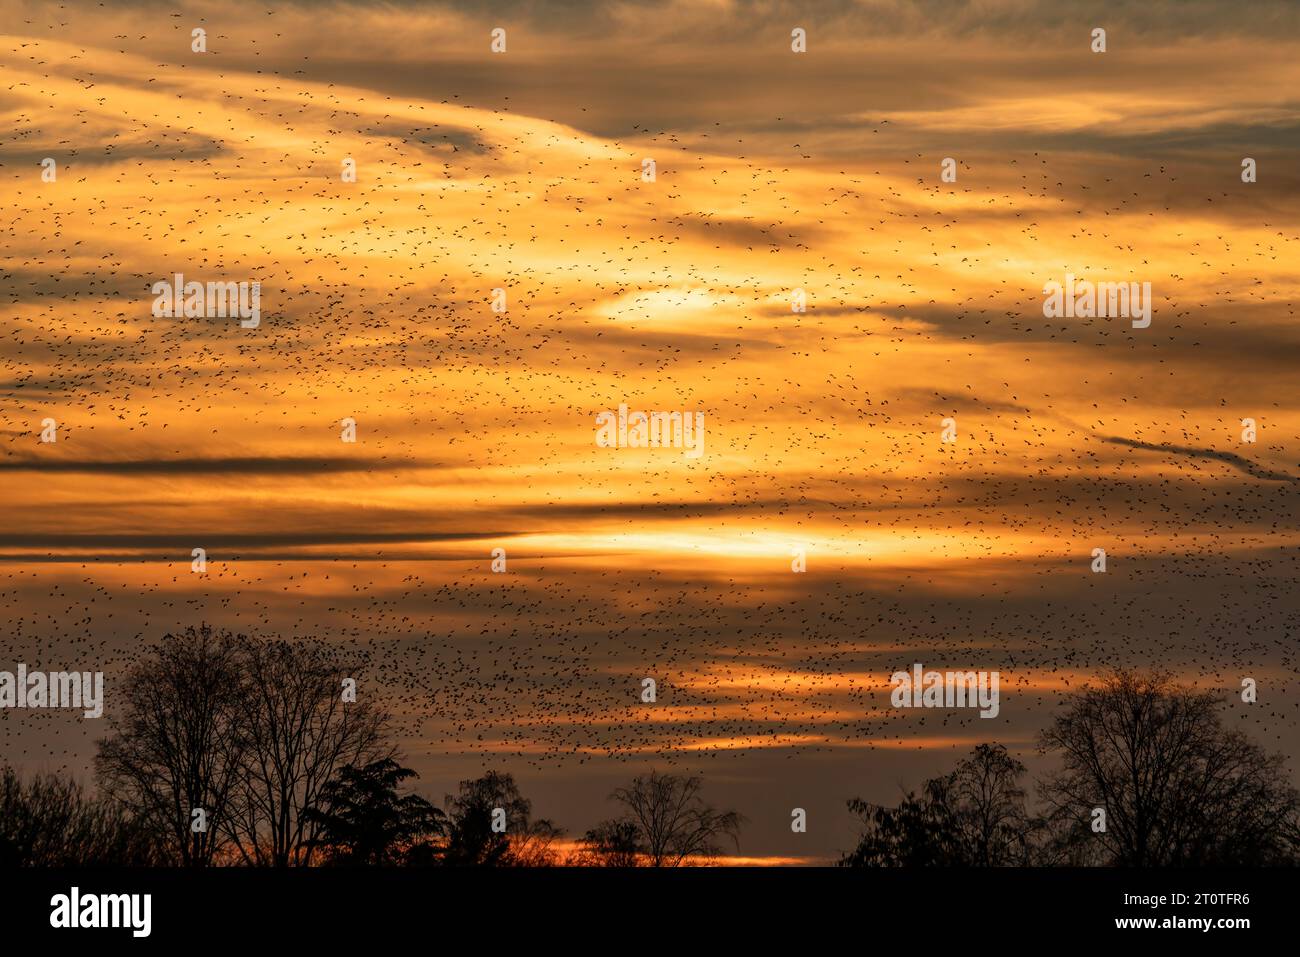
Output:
840 672 1300 866
3 627 1298 866
2 625 743 867
1 760 741 867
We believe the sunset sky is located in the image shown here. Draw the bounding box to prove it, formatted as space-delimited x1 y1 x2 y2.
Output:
3 0 1300 862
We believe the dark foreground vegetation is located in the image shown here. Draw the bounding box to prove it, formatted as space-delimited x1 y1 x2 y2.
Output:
3 627 1296 866
841 672 1300 866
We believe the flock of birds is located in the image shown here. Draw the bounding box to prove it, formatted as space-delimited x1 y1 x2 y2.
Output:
1 12 1298 841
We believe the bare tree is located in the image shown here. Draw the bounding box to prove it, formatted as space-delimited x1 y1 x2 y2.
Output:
96 627 390 867
840 744 1035 867
95 625 246 866
573 819 644 867
226 636 390 867
441 770 563 867
1039 670 1300 866
608 771 743 866
942 744 1034 865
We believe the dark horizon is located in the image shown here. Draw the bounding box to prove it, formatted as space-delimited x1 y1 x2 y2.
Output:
3 0 1300 867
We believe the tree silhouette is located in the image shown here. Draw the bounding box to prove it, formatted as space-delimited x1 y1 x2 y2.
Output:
95 625 246 866
840 745 1034 867
1 767 164 867
442 771 562 866
574 818 644 867
304 758 445 866
606 771 743 866
225 635 389 867
942 743 1034 865
841 674 1300 867
96 626 390 867
1039 670 1300 866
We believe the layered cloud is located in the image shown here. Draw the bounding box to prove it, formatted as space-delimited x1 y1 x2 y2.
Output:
2 0 1298 860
